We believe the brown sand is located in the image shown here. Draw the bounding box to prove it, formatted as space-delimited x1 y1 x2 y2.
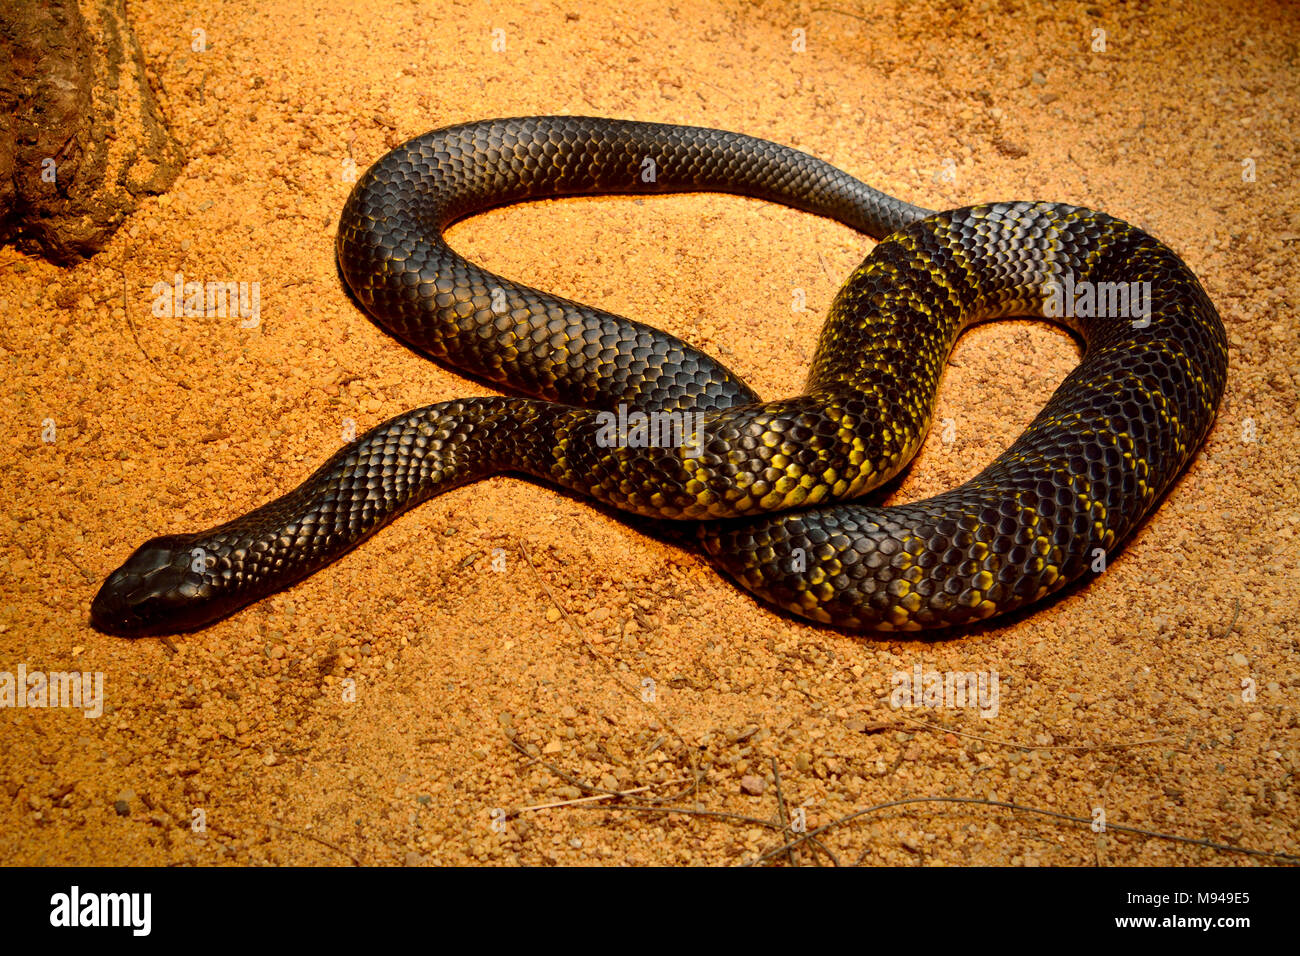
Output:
1 0 1296 866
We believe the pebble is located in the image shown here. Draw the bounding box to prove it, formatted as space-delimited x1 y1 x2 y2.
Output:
740 774 767 795
1230 653 1249 666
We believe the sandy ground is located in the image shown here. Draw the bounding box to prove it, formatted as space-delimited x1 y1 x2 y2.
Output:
1 0 1296 866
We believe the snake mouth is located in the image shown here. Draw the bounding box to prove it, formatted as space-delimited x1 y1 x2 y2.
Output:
89 576 153 635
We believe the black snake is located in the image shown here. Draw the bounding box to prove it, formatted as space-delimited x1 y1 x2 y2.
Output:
90 116 1228 635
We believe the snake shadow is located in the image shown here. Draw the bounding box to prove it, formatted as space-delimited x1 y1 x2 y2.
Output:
333 255 1187 646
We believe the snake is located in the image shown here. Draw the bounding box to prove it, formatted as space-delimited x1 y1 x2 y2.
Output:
89 116 1228 636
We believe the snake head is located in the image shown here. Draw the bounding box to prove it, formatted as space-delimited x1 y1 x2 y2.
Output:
90 535 216 636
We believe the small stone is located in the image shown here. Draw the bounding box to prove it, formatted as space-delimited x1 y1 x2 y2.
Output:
1230 653 1249 666
404 851 424 866
114 800 130 816
740 774 767 796
545 607 562 623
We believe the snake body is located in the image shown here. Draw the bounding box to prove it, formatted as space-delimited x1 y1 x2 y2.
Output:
90 116 1227 635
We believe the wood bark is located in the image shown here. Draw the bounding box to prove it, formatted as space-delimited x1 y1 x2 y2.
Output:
0 0 183 263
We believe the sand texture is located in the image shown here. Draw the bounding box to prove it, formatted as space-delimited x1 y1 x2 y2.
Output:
1 0 1296 865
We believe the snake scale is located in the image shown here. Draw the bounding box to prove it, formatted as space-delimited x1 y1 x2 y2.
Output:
90 116 1228 636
